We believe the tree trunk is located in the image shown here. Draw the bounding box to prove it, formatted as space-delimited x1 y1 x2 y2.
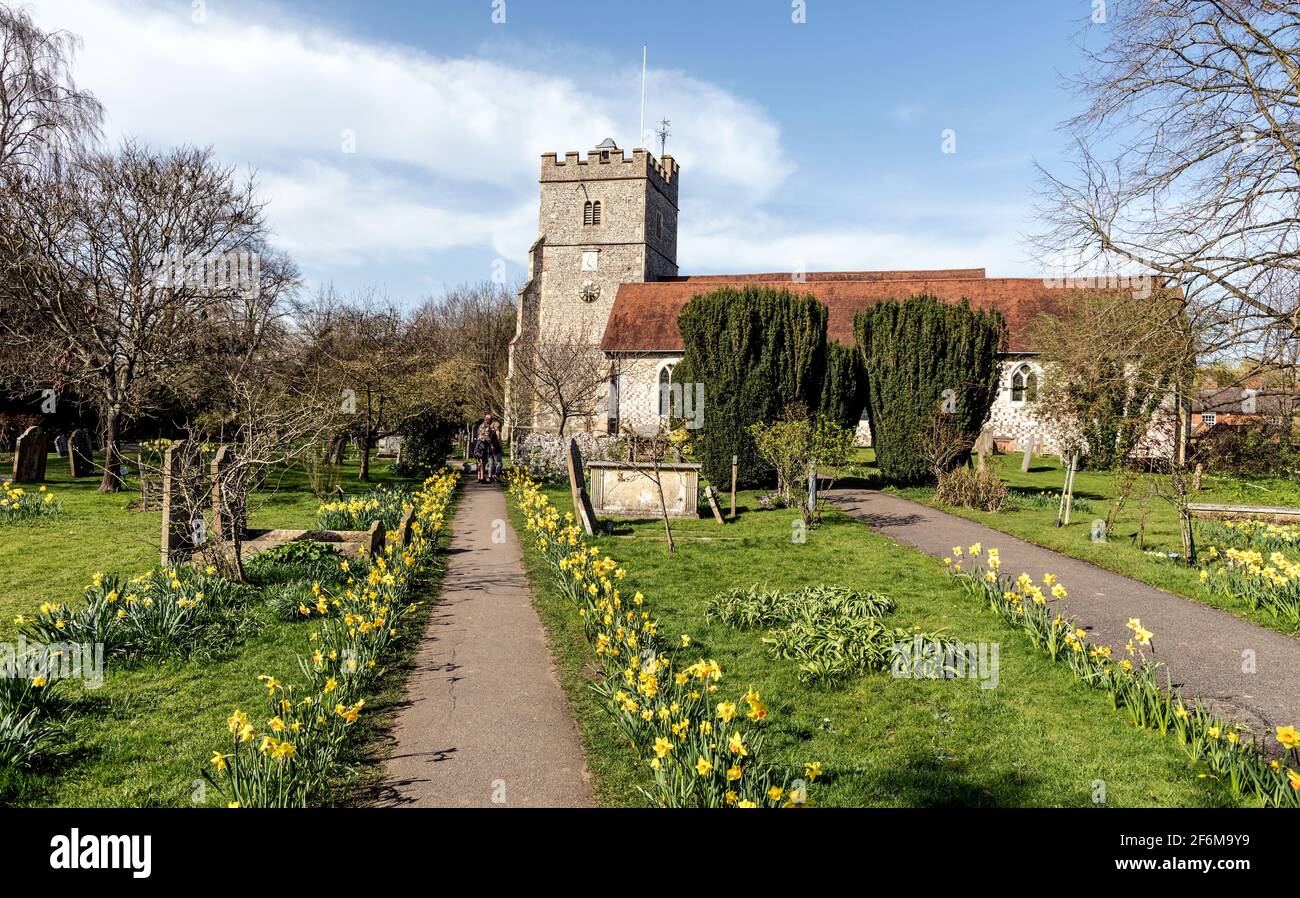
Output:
99 409 123 493
358 434 371 481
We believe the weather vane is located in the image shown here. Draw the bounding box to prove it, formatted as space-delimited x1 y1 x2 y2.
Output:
656 118 671 157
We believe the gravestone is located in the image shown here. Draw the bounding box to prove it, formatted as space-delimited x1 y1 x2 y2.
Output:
210 446 246 541
398 506 416 547
704 486 725 524
68 429 93 477
11 426 47 483
366 520 387 558
1020 435 1036 473
566 438 596 537
160 442 193 567
54 433 68 458
974 429 995 472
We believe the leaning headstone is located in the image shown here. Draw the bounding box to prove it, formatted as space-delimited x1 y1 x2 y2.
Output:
68 429 93 477
11 425 47 483
160 442 192 567
566 438 596 537
1020 435 1035 473
704 486 725 524
398 506 416 547
54 433 68 458
210 446 246 541
366 520 387 559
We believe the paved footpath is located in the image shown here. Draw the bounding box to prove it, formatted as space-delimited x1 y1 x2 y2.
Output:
828 489 1300 737
375 482 593 807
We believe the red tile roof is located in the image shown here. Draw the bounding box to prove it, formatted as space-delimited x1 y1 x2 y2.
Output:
600 272 1080 354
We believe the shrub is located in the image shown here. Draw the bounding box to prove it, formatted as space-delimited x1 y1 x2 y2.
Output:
854 295 1004 486
934 465 1009 512
393 405 462 477
678 286 828 488
819 342 868 433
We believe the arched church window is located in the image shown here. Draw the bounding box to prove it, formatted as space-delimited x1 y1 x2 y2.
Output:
658 365 675 416
1011 364 1038 403
591 200 602 225
583 201 594 226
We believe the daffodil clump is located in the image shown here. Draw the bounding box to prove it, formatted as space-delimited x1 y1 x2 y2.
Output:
1199 518 1300 552
1197 545 1300 626
205 469 458 807
0 647 71 770
1 480 61 525
316 486 413 532
948 544 1300 808
16 566 258 662
138 438 182 464
707 584 953 686
508 471 817 808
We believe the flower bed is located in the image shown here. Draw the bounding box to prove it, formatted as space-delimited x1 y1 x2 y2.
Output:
17 567 259 663
1 481 61 525
204 469 457 807
1198 545 1300 626
947 544 1300 807
1198 518 1300 552
316 486 412 531
508 471 817 807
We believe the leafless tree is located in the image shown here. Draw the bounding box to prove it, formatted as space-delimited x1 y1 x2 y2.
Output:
0 141 272 491
511 321 614 437
0 2 101 176
1035 1 1300 378
297 288 448 480
410 280 516 421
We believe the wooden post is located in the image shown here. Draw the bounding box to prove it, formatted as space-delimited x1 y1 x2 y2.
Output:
729 454 738 519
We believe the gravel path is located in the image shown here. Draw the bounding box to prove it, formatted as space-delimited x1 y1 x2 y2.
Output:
374 482 593 807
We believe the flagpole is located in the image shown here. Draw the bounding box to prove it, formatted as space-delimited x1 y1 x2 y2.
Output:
639 44 647 149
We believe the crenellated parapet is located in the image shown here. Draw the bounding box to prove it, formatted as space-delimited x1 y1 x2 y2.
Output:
540 145 678 204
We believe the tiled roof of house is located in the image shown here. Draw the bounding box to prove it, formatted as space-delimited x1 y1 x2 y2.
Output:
600 271 1091 353
1194 387 1295 415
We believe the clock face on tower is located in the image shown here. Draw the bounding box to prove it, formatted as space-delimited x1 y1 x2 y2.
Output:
580 280 601 303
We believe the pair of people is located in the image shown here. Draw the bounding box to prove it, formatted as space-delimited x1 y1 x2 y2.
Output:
472 414 502 483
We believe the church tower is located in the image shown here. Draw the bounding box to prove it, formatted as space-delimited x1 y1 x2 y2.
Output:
507 139 679 435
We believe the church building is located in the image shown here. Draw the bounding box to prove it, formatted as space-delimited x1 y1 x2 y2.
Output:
505 139 1125 455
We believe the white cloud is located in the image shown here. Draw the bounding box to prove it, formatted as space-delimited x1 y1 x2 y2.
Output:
25 0 795 281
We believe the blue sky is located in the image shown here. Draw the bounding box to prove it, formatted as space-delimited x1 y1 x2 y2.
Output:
30 0 1104 304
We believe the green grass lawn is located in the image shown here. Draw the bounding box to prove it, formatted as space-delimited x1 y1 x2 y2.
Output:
512 482 1249 808
0 452 437 807
885 452 1300 640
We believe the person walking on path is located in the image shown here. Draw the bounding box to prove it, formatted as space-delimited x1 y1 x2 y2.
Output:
487 418 504 482
471 414 497 483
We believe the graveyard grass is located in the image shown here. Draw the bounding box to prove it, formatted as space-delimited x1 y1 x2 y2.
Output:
510 482 1248 808
890 452 1300 639
0 453 435 807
